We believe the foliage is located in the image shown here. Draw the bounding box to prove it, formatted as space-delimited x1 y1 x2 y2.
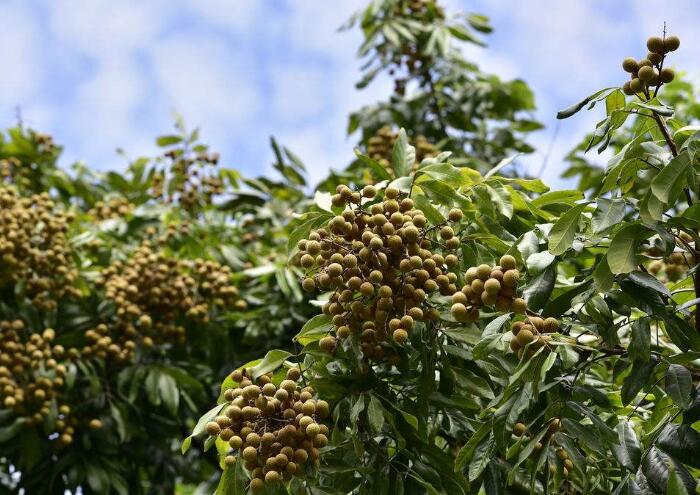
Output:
190 7 700 495
1 1 699 494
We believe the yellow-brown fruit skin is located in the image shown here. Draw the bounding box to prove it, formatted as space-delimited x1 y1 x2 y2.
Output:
211 369 331 488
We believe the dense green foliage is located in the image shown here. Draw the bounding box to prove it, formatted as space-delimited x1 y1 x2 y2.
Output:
1 1 700 495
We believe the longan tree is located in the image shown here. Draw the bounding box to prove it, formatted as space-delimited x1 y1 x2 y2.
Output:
190 18 700 495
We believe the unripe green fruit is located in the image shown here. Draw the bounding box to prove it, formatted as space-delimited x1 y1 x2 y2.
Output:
660 68 675 83
665 35 680 52
647 36 664 54
638 65 654 82
622 57 638 73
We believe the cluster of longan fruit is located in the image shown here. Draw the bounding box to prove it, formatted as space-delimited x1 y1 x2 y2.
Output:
88 197 134 221
366 126 438 177
509 315 559 359
90 243 246 359
648 251 689 283
205 367 330 493
621 34 680 96
0 320 77 430
512 419 573 478
153 149 223 212
296 184 462 360
0 187 80 310
450 255 526 322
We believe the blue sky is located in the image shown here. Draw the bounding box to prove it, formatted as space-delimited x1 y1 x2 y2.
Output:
1 0 699 189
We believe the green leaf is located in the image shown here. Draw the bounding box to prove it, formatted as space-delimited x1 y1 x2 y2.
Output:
612 420 642 472
182 403 226 453
651 151 690 204
293 314 333 346
355 149 392 181
592 198 626 234
629 319 651 362
391 128 415 178
607 224 651 274
621 359 657 405
548 203 588 255
665 364 692 409
247 350 292 380
155 135 182 147
657 424 700 468
667 468 689 495
367 394 385 433
158 372 179 415
556 87 617 119
455 422 491 472
522 264 556 312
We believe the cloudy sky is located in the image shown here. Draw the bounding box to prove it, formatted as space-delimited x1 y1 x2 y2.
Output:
1 0 699 189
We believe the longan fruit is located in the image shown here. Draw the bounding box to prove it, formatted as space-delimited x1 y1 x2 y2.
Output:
622 81 634 96
476 264 492 280
393 328 409 344
88 419 103 430
362 185 376 197
513 422 527 436
543 317 559 333
503 268 521 286
510 296 526 313
629 78 643 93
484 278 501 295
250 478 264 492
205 421 221 436
319 336 337 353
448 208 463 222
451 303 468 321
287 367 301 381
647 36 665 54
660 68 675 83
638 65 654 82
622 57 638 73
302 278 316 292
516 329 535 347
664 35 680 52
647 52 662 65
499 255 517 271
265 471 281 483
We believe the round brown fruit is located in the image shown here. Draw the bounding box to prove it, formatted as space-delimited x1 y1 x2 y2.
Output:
660 68 675 83
647 36 665 54
622 57 638 73
513 422 527 436
665 35 680 52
